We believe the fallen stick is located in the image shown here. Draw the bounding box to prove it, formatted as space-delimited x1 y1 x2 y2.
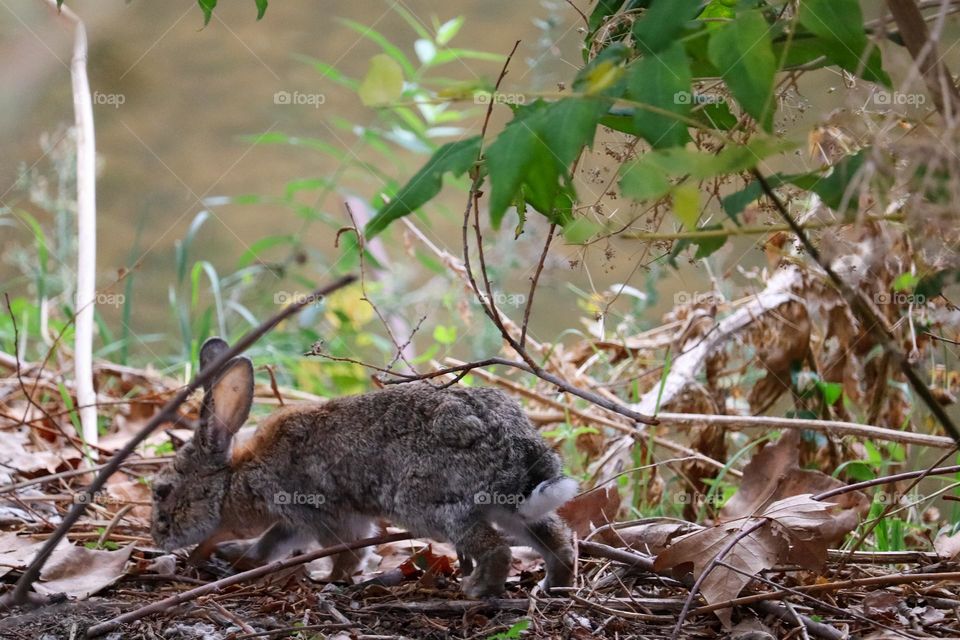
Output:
84 531 413 637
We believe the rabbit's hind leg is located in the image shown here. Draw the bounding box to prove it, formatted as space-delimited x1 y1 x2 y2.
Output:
318 516 376 583
519 514 575 593
454 520 512 598
457 547 474 576
215 521 307 569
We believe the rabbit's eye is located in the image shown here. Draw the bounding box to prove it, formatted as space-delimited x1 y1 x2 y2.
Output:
154 483 172 500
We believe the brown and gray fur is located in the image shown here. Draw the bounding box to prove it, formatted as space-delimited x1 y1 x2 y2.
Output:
151 337 577 597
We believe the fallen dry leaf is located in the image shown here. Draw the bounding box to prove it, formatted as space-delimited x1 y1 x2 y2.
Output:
0 532 72 578
934 529 960 560
720 430 869 544
558 485 621 537
596 519 701 555
33 543 133 599
656 494 847 626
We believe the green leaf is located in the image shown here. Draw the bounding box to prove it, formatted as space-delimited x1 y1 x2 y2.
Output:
693 101 738 130
699 0 735 25
619 160 671 201
672 182 700 229
627 42 692 149
198 0 216 26
773 33 833 69
632 0 701 55
435 16 464 45
365 136 481 238
433 325 457 345
563 218 603 244
254 0 267 20
358 54 405 107
573 43 630 97
708 11 777 132
338 19 417 77
817 380 843 406
798 0 891 86
486 98 607 227
692 224 727 259
892 272 919 292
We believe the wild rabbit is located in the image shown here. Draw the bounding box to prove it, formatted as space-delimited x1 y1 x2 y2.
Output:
151 337 577 597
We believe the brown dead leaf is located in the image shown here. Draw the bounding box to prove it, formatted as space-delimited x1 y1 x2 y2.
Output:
655 494 841 626
558 486 621 537
33 543 133 599
720 430 869 545
0 532 68 579
934 529 960 559
748 302 811 412
398 544 456 579
655 520 781 627
0 428 77 479
596 520 701 555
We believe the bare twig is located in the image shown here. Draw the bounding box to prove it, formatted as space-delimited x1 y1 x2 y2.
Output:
3 274 356 608
520 223 556 349
655 412 955 449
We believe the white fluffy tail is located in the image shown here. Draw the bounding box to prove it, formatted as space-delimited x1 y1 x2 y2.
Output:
517 477 578 522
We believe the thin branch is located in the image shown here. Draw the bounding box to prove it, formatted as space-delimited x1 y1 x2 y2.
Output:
620 214 903 241
655 412 955 449
520 223 556 348
2 274 356 607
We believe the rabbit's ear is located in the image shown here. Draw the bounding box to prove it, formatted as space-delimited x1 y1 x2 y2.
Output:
199 337 230 391
197 357 254 455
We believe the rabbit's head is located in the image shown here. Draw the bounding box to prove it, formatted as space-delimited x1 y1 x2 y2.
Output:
151 338 254 551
